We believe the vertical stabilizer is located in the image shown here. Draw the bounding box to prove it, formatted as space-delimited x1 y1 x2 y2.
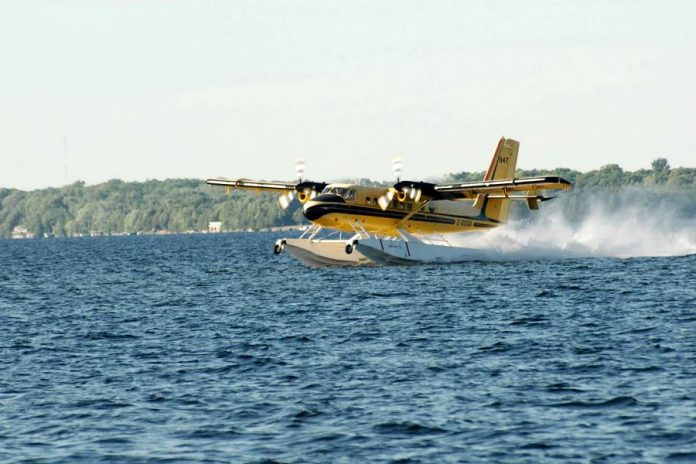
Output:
483 137 519 181
474 137 520 223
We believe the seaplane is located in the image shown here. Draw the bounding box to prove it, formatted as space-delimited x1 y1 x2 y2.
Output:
206 137 571 266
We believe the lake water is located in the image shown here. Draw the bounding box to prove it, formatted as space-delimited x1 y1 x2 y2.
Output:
1 233 696 463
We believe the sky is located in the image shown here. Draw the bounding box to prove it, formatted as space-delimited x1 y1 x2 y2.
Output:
1 0 695 190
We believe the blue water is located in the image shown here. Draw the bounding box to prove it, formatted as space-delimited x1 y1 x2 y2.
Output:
1 233 696 463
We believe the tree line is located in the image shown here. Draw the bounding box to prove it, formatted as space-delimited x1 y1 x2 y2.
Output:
0 179 301 238
1 159 695 238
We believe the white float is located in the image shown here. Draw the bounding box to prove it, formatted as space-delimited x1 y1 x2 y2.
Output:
350 233 490 265
273 225 370 267
275 224 494 267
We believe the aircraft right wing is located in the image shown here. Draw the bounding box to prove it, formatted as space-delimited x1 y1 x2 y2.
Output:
205 178 297 193
205 177 328 209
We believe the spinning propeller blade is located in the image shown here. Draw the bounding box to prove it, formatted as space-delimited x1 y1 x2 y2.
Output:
278 159 307 209
377 189 395 211
408 187 422 202
278 191 295 209
376 158 405 211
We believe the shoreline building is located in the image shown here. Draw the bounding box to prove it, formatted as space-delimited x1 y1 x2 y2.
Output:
11 226 35 239
208 221 222 233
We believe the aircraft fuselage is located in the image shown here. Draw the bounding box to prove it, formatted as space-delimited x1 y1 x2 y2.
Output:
303 184 498 237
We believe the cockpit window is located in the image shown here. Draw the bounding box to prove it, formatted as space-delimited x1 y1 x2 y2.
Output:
320 186 355 200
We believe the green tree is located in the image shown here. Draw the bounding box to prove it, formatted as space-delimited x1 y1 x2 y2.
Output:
651 158 671 184
652 158 670 172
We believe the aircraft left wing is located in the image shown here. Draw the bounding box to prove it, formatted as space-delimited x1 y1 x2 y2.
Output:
383 176 571 208
431 176 572 199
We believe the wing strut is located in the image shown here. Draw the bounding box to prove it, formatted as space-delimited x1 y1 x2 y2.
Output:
394 201 429 228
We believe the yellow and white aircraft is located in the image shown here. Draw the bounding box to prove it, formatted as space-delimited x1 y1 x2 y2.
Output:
207 137 570 235
206 137 571 265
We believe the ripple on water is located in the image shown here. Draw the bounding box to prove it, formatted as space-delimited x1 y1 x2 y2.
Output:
372 421 450 436
550 396 640 409
1 234 695 463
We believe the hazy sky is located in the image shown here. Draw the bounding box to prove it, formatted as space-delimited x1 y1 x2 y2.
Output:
1 0 695 190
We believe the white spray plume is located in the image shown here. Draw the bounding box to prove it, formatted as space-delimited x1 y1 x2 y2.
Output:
447 190 696 260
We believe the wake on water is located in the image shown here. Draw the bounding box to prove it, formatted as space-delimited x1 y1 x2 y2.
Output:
447 192 696 260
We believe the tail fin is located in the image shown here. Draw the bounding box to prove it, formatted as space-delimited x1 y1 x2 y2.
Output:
474 137 520 223
483 137 519 181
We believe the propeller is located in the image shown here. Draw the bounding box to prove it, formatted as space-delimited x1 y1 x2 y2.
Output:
409 186 422 202
278 159 305 210
278 190 295 209
278 159 326 209
376 158 404 211
377 189 396 211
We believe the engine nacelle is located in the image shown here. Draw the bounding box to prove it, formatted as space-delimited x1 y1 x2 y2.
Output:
296 181 327 204
298 189 318 204
396 190 408 202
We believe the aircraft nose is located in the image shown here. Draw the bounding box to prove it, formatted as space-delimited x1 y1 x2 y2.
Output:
303 193 345 221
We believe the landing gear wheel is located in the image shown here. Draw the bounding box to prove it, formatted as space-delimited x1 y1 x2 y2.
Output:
273 243 283 255
345 244 353 255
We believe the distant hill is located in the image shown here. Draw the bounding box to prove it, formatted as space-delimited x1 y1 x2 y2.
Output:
0 179 300 239
2 160 696 239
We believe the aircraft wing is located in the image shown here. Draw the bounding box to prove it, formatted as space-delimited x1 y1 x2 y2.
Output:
206 177 329 209
205 178 297 193
432 176 572 199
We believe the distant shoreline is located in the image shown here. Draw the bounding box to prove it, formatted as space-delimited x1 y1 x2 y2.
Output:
4 224 308 241
2 163 695 239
